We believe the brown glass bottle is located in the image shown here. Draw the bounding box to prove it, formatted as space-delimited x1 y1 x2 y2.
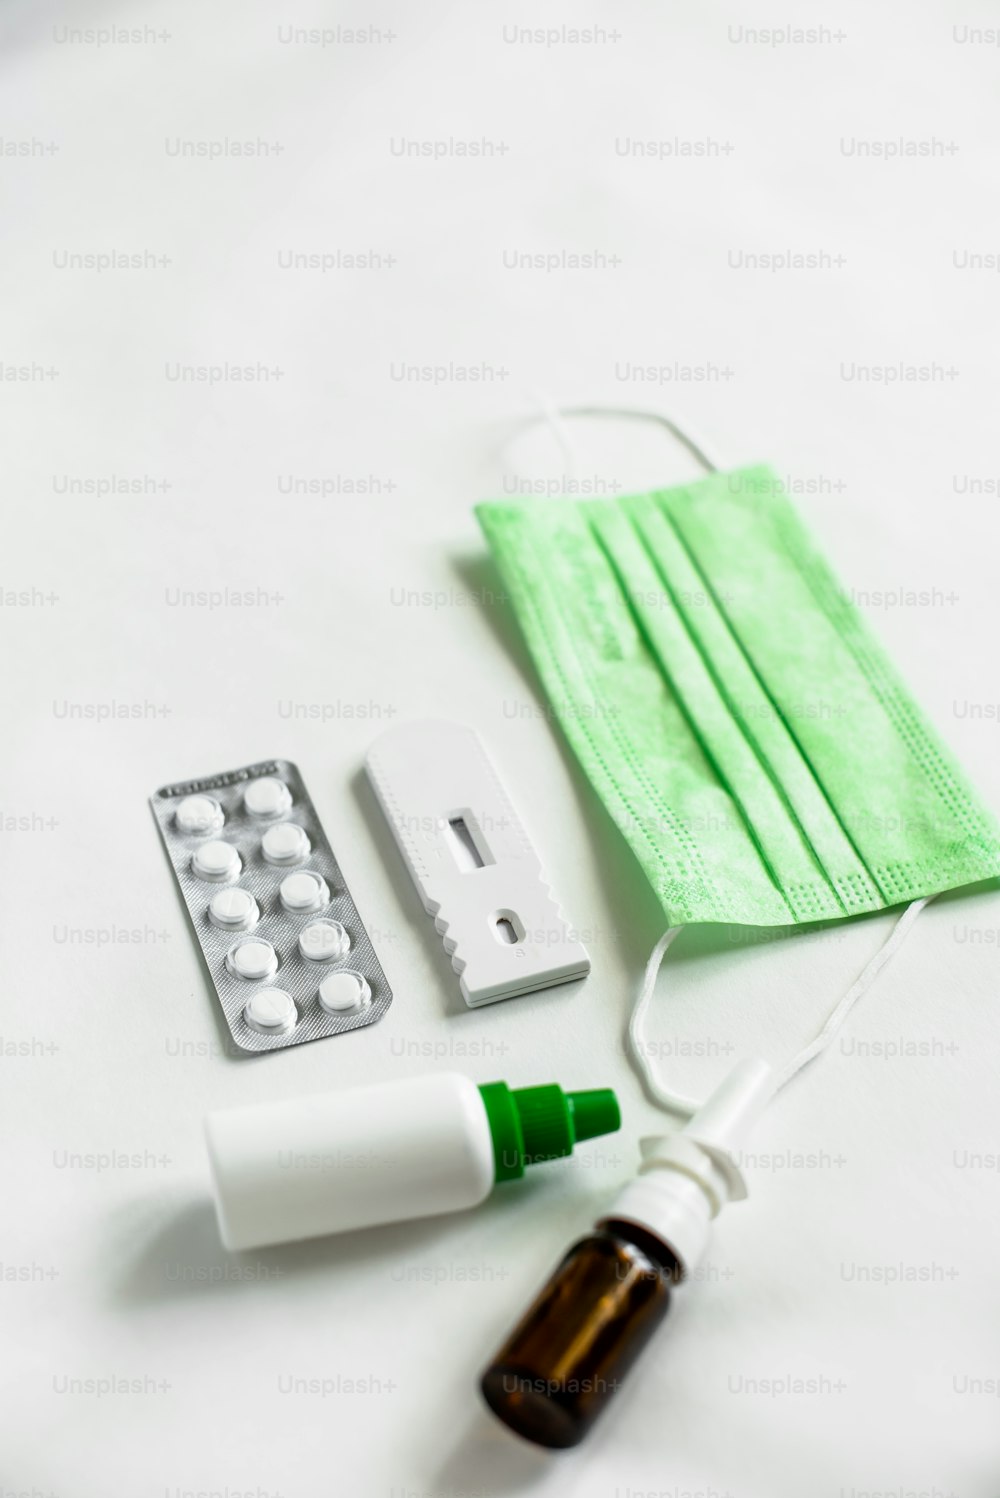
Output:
480 1217 680 1448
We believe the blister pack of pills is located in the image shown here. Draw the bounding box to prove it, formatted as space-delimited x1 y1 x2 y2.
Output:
151 759 392 1052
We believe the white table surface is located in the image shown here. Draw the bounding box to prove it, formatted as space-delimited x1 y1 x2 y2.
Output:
4 1 1000 1493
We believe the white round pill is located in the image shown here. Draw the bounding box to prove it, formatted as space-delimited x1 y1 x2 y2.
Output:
226 939 278 982
208 887 259 932
279 871 330 913
175 794 224 837
261 823 311 866
244 777 292 819
318 969 370 1014
298 919 350 963
192 840 241 883
244 987 297 1035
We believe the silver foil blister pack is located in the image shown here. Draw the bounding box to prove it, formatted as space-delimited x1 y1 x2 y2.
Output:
151 759 392 1052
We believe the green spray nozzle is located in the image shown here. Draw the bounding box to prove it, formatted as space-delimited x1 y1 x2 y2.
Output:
478 1081 621 1184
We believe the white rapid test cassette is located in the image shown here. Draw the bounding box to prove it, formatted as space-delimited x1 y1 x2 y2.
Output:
366 720 590 1007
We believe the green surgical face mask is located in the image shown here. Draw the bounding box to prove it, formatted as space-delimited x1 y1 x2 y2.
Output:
477 462 1000 932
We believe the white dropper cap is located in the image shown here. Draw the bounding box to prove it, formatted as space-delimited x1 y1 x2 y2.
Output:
603 1058 775 1274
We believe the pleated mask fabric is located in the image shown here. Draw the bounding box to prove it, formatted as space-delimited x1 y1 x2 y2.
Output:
477 465 1000 929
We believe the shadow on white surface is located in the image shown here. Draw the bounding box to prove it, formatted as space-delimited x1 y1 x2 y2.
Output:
431 1408 555 1497
114 1195 488 1307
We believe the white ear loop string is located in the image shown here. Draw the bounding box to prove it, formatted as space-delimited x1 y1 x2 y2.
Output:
526 390 581 483
505 398 721 482
628 898 932 1119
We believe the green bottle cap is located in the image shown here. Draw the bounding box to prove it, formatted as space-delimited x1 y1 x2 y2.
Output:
478 1081 621 1184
